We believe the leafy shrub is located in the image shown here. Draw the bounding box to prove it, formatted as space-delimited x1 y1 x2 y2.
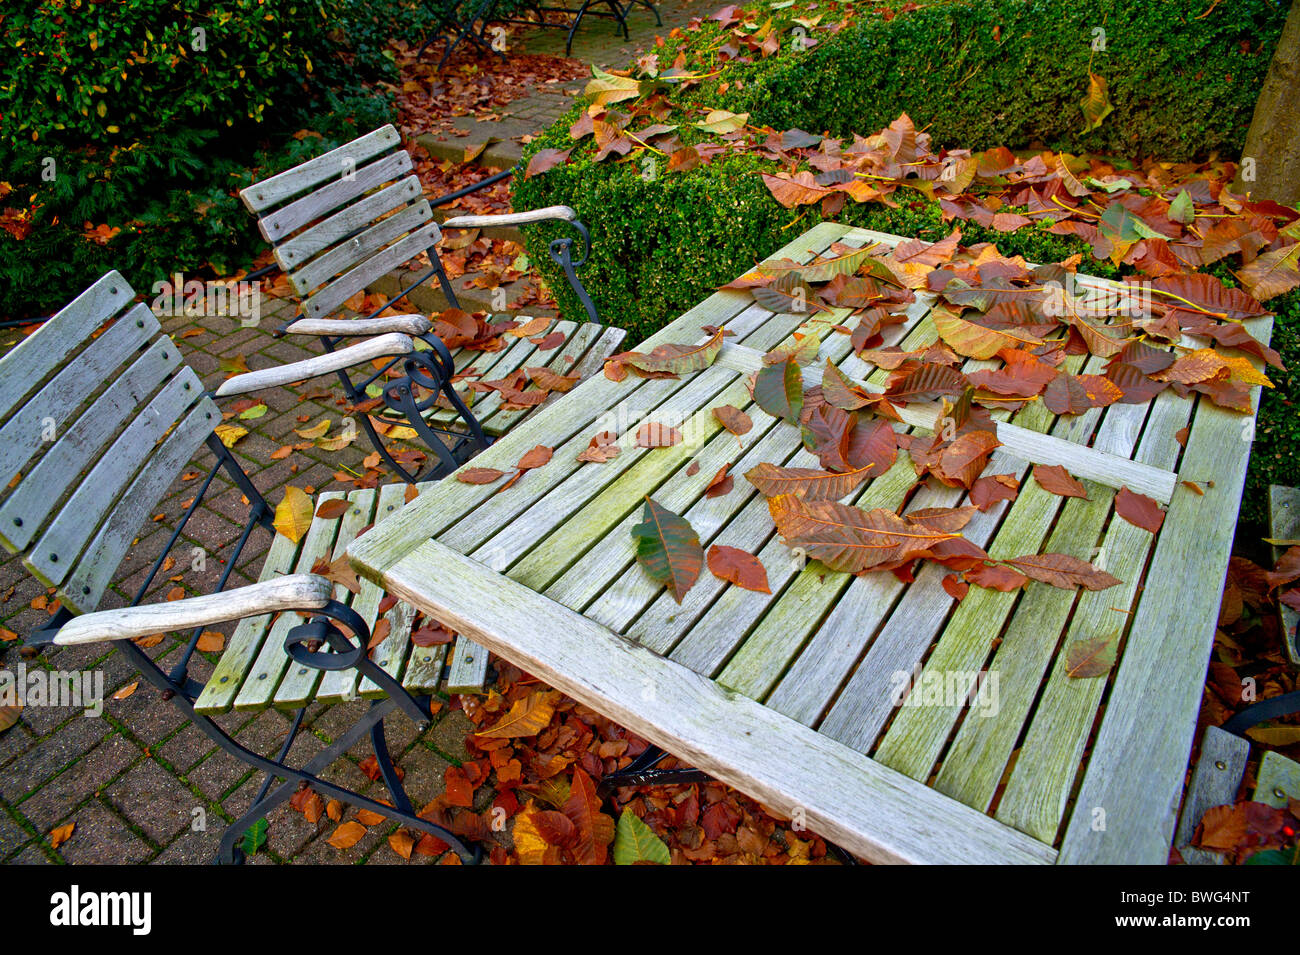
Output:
0 0 413 318
715 0 1285 161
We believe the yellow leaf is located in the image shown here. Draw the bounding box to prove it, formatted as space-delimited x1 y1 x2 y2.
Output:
213 424 247 448
294 419 331 440
273 486 314 543
512 802 559 865
474 690 559 739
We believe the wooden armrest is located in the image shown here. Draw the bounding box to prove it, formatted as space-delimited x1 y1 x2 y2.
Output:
213 333 416 397
285 315 432 337
441 205 577 229
52 574 333 646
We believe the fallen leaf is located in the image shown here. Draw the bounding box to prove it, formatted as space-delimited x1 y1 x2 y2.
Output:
706 545 771 593
273 486 314 543
1065 632 1118 678
631 497 703 603
1115 486 1166 533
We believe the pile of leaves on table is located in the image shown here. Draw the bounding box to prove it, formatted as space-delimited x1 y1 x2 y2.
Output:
544 218 1275 603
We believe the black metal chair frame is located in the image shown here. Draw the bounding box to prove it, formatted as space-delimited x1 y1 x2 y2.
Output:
417 0 661 67
259 166 600 486
27 430 481 864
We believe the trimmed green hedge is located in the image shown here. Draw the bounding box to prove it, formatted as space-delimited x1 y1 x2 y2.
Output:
725 0 1286 161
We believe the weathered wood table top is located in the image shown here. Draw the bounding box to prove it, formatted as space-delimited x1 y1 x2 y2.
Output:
349 222 1272 864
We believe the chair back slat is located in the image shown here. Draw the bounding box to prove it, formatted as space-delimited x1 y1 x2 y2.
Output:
239 125 403 213
274 176 426 273
0 303 161 494
288 201 434 298
0 272 132 421
0 336 181 552
0 274 218 613
256 151 413 243
26 366 209 591
242 127 446 325
301 223 440 321
61 395 218 612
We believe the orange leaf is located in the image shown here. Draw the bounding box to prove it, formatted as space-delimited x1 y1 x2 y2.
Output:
706 545 771 593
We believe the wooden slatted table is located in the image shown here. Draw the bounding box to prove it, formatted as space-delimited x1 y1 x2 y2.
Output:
348 222 1272 864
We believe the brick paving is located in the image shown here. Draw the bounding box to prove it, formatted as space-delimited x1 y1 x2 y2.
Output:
0 1 709 867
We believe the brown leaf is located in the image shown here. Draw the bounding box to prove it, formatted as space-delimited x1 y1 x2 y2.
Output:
517 445 554 470
1115 486 1165 533
196 631 226 652
111 681 138 701
745 461 873 502
315 499 351 520
965 563 1029 592
713 404 753 436
969 474 1019 511
635 422 683 448
563 769 615 865
1033 464 1088 500
457 467 505 484
1004 553 1121 590
476 690 561 739
356 808 387 826
49 822 75 849
706 545 771 593
388 829 416 860
1065 633 1118 678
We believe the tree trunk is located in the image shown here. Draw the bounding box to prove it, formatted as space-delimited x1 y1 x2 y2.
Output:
1235 0 1300 205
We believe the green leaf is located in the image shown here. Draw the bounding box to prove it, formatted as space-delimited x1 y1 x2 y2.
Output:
241 818 268 855
613 808 671 865
631 497 703 603
1079 73 1113 133
694 109 749 135
584 66 641 106
753 357 804 424
1167 189 1195 225
1244 847 1299 865
237 402 268 420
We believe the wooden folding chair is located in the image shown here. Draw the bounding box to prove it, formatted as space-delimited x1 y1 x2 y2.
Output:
3 272 482 864
236 124 622 482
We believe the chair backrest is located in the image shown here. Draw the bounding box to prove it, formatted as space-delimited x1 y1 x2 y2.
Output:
0 272 219 614
239 125 443 322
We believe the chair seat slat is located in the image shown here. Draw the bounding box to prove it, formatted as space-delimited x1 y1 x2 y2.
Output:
232 493 347 710
273 489 378 708
192 529 307 715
